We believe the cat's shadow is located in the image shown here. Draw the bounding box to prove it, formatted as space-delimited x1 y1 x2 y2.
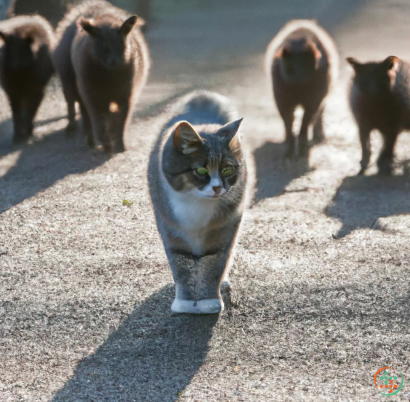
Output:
252 140 311 203
52 285 218 402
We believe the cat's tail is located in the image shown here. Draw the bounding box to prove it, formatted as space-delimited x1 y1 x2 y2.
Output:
171 90 239 126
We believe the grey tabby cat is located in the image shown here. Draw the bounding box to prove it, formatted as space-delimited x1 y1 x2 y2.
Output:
148 90 247 314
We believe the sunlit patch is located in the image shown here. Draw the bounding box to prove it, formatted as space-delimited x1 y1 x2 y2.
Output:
109 102 119 113
0 149 22 178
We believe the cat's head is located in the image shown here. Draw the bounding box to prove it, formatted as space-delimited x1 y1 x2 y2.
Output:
78 14 141 68
163 119 245 200
347 56 401 96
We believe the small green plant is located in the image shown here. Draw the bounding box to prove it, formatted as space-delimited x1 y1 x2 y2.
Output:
122 199 134 207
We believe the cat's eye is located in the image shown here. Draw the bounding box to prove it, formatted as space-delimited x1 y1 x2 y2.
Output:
221 166 234 176
196 167 208 175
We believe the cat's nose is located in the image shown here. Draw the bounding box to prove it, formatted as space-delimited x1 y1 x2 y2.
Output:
212 186 223 195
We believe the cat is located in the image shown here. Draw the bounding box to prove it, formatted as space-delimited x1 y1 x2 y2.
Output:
53 0 149 152
148 90 247 314
0 15 54 143
266 20 338 158
347 55 410 175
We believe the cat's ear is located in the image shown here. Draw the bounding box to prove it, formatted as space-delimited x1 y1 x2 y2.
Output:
173 121 203 154
218 118 243 141
218 118 243 154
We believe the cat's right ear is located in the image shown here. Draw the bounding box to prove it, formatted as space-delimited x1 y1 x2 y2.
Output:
173 121 203 154
78 18 101 38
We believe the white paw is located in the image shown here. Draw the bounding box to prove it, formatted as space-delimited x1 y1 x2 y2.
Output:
171 298 223 314
197 298 223 314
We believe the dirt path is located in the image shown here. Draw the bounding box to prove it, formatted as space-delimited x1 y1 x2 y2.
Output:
1 0 410 401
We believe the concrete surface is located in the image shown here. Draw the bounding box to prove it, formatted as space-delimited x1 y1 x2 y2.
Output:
0 0 410 401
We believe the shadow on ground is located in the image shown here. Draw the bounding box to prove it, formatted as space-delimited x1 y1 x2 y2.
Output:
52 286 218 402
242 278 410 368
252 141 311 203
0 128 109 213
0 115 68 157
325 169 410 238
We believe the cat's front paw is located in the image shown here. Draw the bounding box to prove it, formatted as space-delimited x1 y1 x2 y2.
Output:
171 298 223 314
197 298 223 314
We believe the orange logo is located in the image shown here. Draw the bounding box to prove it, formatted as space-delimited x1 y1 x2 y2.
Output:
374 367 403 395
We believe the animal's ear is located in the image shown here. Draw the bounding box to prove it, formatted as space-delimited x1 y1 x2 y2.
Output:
218 118 243 141
0 31 9 43
119 16 137 36
78 18 100 38
384 56 401 81
310 42 322 60
346 57 361 70
173 121 203 154
309 42 322 69
383 55 401 72
136 17 146 28
218 118 243 154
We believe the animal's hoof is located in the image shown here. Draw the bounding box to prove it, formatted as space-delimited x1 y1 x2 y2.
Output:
65 122 76 137
378 161 393 176
102 144 112 153
87 137 95 148
112 142 125 153
13 132 31 144
299 143 309 158
312 135 324 144
378 168 392 176
171 298 223 315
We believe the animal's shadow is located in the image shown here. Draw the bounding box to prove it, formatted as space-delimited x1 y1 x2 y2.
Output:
325 167 410 238
252 140 311 203
0 115 68 157
52 285 218 402
0 127 109 213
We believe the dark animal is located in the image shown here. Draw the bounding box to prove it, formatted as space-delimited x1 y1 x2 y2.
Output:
8 0 71 26
266 20 338 158
0 15 54 143
53 0 150 153
347 56 410 175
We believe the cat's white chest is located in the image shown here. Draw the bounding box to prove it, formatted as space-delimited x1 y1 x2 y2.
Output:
167 188 216 255
168 190 215 230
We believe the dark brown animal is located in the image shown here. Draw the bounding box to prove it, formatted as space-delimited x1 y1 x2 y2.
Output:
266 20 338 158
0 15 54 143
53 0 150 153
347 56 410 175
8 0 71 26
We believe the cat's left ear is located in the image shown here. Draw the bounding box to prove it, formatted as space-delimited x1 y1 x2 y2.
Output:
173 121 203 154
218 118 243 150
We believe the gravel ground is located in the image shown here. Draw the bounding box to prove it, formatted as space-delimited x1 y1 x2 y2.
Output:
1 0 410 401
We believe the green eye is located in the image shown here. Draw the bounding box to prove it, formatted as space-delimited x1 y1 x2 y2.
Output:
221 166 234 176
196 167 208 175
